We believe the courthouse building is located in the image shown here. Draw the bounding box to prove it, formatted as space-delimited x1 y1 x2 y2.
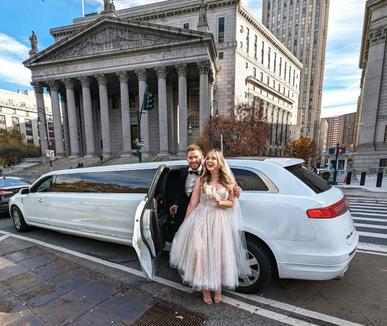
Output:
24 0 301 158
354 0 387 170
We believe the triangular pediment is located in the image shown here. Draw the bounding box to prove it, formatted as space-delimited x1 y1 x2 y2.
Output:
26 17 213 65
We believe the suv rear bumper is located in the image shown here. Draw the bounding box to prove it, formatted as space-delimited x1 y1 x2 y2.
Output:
277 233 359 280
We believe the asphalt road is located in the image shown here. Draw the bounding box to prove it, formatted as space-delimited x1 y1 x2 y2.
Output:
1 205 386 326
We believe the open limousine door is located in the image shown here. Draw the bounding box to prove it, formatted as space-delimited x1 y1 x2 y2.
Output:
132 164 167 279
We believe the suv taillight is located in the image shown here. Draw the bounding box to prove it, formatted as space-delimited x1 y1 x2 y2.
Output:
0 189 13 199
306 197 349 219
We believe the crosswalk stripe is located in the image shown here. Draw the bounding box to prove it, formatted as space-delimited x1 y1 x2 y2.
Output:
357 242 387 253
355 223 387 230
351 211 387 217
353 217 387 223
358 231 387 239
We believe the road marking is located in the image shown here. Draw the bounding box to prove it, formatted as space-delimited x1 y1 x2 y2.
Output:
229 292 364 326
357 250 387 257
0 234 10 242
0 231 323 326
357 242 387 253
351 212 387 217
353 217 387 223
355 223 387 230
357 231 387 239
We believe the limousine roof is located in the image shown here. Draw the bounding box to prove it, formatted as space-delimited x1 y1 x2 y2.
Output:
41 158 304 177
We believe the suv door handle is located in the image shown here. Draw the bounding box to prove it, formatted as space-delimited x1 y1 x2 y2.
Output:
38 199 44 203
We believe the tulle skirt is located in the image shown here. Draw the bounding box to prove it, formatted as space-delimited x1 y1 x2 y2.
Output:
169 203 250 292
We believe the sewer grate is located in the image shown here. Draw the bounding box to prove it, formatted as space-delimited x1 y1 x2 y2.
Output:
134 300 207 326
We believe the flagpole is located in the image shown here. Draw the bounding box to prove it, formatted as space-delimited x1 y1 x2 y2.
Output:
82 0 85 17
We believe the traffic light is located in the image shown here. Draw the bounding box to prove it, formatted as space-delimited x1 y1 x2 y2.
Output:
144 90 154 111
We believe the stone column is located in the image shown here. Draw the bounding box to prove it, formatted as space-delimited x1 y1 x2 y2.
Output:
156 66 169 156
176 63 188 156
96 74 111 156
79 76 95 156
117 71 132 156
135 69 149 154
60 91 70 156
31 82 49 156
63 78 80 157
198 61 210 134
47 80 64 157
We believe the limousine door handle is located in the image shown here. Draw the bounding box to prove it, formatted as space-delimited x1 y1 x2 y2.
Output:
38 199 44 203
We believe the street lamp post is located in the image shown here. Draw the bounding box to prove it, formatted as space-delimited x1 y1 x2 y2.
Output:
209 100 218 148
332 142 339 185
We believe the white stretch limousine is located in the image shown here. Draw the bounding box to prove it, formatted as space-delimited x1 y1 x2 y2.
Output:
9 159 358 292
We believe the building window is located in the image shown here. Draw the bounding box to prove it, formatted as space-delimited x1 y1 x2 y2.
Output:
0 115 6 130
279 57 282 76
284 61 287 80
218 17 225 43
246 62 249 69
183 23 189 29
261 41 265 65
268 47 271 69
274 52 277 73
254 35 258 60
260 72 263 81
246 27 250 53
218 51 224 60
12 116 20 132
25 119 34 144
384 125 387 143
253 67 257 78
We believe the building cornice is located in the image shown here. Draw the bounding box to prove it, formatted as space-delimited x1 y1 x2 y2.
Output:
237 5 302 69
51 0 239 39
246 76 295 106
360 0 387 69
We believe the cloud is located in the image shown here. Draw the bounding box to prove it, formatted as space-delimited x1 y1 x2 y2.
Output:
0 33 31 87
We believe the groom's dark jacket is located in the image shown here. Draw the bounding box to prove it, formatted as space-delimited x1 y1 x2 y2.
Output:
173 166 203 228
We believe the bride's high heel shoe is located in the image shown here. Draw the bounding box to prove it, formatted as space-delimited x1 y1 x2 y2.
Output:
214 291 222 303
202 291 212 305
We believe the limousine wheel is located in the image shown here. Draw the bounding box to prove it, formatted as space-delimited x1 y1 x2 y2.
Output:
11 206 30 232
236 240 272 293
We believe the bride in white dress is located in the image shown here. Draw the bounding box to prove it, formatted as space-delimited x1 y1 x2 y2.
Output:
169 149 251 304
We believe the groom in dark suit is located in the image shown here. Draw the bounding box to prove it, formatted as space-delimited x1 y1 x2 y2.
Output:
169 144 204 228
169 144 241 231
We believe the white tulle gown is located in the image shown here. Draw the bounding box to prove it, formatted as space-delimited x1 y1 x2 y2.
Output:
169 184 251 292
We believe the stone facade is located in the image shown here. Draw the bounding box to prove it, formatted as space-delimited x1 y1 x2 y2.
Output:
25 0 300 158
354 0 387 170
0 89 53 149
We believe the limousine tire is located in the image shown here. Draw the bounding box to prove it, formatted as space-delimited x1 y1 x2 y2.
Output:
11 206 30 232
236 240 273 293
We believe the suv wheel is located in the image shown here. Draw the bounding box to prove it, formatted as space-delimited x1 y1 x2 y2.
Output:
11 206 30 232
236 239 273 293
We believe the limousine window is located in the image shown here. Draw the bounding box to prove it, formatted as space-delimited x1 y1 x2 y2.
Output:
31 176 53 193
231 168 269 191
51 169 157 193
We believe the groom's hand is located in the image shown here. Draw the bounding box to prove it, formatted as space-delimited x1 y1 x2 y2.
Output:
169 205 178 216
233 185 242 198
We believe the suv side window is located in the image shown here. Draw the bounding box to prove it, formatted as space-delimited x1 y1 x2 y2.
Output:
31 177 53 193
231 168 269 191
51 169 157 193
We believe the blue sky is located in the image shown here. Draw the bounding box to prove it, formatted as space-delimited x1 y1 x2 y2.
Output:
0 0 366 117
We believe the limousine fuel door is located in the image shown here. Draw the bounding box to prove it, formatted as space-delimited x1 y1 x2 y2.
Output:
133 165 167 280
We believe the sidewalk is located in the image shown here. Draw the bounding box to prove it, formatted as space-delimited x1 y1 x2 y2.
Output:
334 175 387 199
0 236 205 325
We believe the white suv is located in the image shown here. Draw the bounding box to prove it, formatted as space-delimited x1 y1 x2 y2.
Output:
9 158 358 293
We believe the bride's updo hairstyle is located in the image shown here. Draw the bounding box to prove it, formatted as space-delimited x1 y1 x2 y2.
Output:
200 149 234 191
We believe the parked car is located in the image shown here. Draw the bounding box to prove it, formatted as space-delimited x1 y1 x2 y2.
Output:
0 177 30 215
9 159 358 292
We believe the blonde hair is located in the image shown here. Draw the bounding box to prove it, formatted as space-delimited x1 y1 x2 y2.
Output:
200 149 234 191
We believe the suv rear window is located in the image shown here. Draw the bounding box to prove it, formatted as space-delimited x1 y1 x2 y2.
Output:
286 164 331 194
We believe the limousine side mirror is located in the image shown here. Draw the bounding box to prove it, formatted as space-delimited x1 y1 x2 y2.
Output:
20 188 30 195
